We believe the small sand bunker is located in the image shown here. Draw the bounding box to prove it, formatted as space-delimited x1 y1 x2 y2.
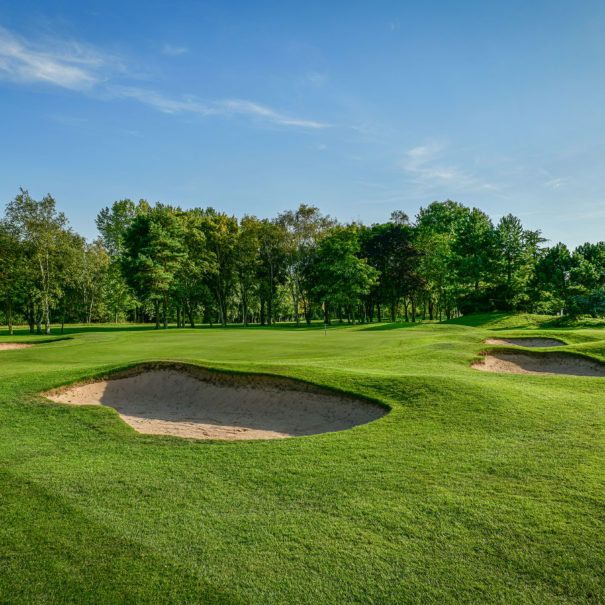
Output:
44 364 386 439
0 343 35 351
473 351 605 377
483 337 565 347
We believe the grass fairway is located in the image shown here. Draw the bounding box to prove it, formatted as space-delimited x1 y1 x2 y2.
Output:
0 317 603 604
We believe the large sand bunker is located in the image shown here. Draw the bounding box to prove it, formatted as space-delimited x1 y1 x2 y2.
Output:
483 337 565 347
472 351 605 376
0 343 35 351
44 364 386 439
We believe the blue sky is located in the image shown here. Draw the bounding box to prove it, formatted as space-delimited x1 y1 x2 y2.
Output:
1 1 604 248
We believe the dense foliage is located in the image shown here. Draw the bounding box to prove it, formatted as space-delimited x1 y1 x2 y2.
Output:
2 189 605 331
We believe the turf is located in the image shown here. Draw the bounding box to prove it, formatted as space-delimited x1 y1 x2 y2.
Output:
0 318 603 604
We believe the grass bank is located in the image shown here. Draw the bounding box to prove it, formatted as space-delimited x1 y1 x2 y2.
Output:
0 316 603 603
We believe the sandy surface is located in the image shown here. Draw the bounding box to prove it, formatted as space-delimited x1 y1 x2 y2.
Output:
44 366 386 439
0 343 34 351
472 351 605 376
483 337 565 347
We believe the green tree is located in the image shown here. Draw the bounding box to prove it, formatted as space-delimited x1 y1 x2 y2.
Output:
310 225 378 324
4 189 72 334
199 209 239 327
415 201 467 319
277 204 335 326
362 222 424 322
236 215 262 326
121 204 185 329
96 199 149 323
532 243 572 314
175 209 212 327
0 219 26 334
256 219 288 325
451 208 494 305
493 214 542 310
96 199 150 258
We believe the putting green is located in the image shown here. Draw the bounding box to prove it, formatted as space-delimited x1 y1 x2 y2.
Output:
0 316 603 603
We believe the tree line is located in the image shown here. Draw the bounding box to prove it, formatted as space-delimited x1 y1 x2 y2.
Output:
1 188 604 334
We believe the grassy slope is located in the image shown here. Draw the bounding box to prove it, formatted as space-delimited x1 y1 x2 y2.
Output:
0 318 603 604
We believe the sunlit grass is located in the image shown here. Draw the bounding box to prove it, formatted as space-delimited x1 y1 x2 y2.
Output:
0 315 603 603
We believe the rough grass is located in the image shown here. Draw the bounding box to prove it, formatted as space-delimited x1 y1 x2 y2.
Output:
0 316 603 604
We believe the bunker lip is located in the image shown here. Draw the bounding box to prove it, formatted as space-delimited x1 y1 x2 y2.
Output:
472 351 605 377
483 337 565 347
0 343 35 351
42 362 387 440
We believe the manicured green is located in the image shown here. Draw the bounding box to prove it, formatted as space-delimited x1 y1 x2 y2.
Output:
0 316 603 604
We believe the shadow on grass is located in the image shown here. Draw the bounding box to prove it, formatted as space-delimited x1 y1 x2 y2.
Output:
1 321 349 337
359 321 430 332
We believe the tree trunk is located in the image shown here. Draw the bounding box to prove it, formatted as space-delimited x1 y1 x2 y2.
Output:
391 299 397 322
163 296 168 329
294 285 300 327
260 297 266 326
28 303 35 334
36 304 43 334
154 301 160 329
44 299 51 334
219 295 226 327
187 303 195 328
304 299 312 325
7 302 13 335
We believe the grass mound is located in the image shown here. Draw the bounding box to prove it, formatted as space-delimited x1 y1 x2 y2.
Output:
446 312 560 330
1 322 604 603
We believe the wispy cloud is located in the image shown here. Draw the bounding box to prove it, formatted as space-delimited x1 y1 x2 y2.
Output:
110 86 327 128
402 142 498 192
544 177 569 190
0 26 102 89
305 71 327 86
111 86 217 115
222 99 326 128
162 43 188 56
0 26 326 130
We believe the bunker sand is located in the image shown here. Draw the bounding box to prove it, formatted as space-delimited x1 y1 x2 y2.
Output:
483 337 565 347
0 343 35 351
473 351 605 376
44 365 386 439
